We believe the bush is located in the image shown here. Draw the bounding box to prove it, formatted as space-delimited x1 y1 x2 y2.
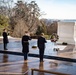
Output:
44 35 50 40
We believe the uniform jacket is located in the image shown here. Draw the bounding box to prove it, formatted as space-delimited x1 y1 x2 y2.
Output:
3 32 9 43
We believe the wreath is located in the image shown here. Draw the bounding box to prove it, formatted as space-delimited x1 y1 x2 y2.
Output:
50 33 59 42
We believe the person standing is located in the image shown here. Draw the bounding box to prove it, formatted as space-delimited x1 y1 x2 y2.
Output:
37 33 47 62
2 29 9 50
22 31 31 61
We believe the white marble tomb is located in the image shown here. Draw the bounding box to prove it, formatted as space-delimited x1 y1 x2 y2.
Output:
57 22 76 44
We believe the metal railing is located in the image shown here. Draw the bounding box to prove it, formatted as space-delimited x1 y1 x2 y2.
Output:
31 68 70 75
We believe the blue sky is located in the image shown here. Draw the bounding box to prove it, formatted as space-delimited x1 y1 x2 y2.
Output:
27 0 76 19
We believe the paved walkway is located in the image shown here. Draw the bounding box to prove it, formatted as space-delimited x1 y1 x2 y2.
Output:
0 36 76 75
0 54 76 75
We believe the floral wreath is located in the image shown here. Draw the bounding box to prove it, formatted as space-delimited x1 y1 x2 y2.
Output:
50 33 59 42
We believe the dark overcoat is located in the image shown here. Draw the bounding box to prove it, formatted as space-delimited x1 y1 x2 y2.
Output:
3 32 9 43
22 35 31 53
37 36 47 51
37 36 47 61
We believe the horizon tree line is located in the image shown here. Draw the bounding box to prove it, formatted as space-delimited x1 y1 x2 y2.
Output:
0 0 58 37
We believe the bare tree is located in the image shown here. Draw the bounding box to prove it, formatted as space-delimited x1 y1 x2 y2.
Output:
0 0 14 17
9 0 41 37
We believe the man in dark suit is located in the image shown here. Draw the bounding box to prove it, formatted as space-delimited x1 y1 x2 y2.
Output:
2 29 9 50
37 33 47 62
22 31 31 60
